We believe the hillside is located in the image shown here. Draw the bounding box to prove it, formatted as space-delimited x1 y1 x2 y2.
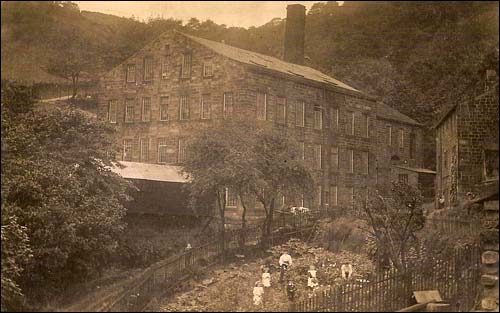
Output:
2 1 498 127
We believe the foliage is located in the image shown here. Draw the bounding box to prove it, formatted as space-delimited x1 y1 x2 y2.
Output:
358 182 425 271
316 217 367 253
1 82 131 307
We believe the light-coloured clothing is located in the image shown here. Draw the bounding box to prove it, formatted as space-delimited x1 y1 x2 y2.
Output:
262 272 271 287
307 269 318 288
341 264 353 280
279 253 293 267
253 286 264 305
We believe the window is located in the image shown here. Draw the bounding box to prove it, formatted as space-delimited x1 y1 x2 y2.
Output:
317 185 322 207
123 139 133 161
125 99 134 123
348 187 354 206
141 97 151 122
180 96 189 120
158 138 168 164
313 105 323 130
409 133 416 159
347 149 354 173
295 101 305 127
200 94 211 119
362 113 369 137
398 174 409 184
276 97 286 125
126 64 136 83
314 144 322 169
331 146 339 171
177 138 186 163
484 149 499 179
203 62 213 77
225 188 238 208
143 57 153 81
181 52 192 78
160 96 169 121
108 100 117 123
387 125 392 145
346 111 355 135
140 138 149 161
362 151 369 175
223 92 233 119
256 92 267 120
399 129 404 149
330 185 338 206
161 56 168 79
331 108 339 130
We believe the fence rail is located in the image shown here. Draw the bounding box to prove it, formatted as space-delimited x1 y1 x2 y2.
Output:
294 244 481 312
95 209 330 312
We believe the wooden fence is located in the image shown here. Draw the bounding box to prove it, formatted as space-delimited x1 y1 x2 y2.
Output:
425 217 482 238
96 209 332 312
294 244 481 312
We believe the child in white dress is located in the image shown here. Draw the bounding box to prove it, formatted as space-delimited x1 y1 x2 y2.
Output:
253 281 264 305
262 267 271 288
307 265 319 293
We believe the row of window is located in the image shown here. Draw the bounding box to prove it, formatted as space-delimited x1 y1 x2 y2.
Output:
386 125 416 154
224 185 369 209
255 92 370 137
126 52 210 82
301 144 370 174
108 93 234 123
123 138 187 163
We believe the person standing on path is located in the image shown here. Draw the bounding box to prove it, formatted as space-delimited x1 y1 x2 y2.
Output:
279 251 292 287
262 266 271 288
253 281 264 306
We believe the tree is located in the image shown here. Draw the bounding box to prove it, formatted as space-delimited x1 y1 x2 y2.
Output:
359 182 425 271
250 126 314 241
1 82 131 307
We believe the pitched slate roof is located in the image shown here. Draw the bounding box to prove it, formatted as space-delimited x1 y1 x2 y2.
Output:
376 102 422 127
111 161 188 183
180 32 362 95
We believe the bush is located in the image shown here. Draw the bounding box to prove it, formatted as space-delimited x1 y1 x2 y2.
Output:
316 217 368 253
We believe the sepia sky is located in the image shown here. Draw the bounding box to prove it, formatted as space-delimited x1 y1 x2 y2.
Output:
75 1 342 28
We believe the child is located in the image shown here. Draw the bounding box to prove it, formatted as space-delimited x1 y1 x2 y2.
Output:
262 267 271 288
307 265 319 290
253 281 264 306
341 263 353 280
286 279 297 302
279 251 292 286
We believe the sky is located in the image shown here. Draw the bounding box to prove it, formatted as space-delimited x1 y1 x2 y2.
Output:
75 1 341 28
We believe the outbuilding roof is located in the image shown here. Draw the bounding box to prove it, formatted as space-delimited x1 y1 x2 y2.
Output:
111 161 188 183
376 102 423 127
180 31 363 96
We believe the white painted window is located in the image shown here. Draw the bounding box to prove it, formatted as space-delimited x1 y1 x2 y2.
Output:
180 96 189 120
223 92 233 119
140 138 149 161
160 96 169 121
125 99 134 123
123 139 133 161
200 94 211 119
126 64 135 83
256 92 267 121
108 100 117 123
158 138 168 164
295 101 305 127
141 97 151 122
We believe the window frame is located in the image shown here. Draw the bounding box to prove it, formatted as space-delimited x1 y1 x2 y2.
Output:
126 64 136 83
159 96 169 121
276 96 287 125
295 101 305 127
331 146 339 172
157 138 168 164
143 57 153 82
181 52 192 79
314 144 322 169
202 62 213 78
108 100 117 123
123 139 133 161
141 97 151 122
223 92 233 119
313 105 323 130
177 138 186 163
200 94 211 119
179 95 189 120
140 138 149 161
256 91 267 121
161 55 169 79
124 99 135 123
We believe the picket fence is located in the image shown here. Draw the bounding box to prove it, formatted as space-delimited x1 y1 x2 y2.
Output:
294 244 481 312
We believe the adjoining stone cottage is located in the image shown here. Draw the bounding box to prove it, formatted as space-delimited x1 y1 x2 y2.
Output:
100 4 431 220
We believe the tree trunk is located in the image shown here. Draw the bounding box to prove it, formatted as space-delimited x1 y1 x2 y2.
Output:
239 192 247 248
71 74 78 99
216 190 226 259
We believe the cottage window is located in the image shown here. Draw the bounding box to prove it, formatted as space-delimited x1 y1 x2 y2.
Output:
398 174 409 184
160 96 169 121
314 144 322 169
223 92 233 119
161 56 169 79
200 94 211 119
347 148 354 173
125 99 134 123
203 62 213 77
181 52 192 78
177 138 186 163
256 92 267 121
225 188 238 208
362 113 369 137
276 97 287 125
126 64 136 83
330 108 339 130
399 129 404 149
108 100 117 123
295 101 305 127
313 105 323 130
346 111 355 135
180 96 189 120
330 185 338 206
123 139 133 161
140 138 149 161
331 146 339 171
143 57 153 82
141 97 151 122
362 151 369 175
158 138 168 164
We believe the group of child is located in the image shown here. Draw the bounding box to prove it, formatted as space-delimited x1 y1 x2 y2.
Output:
253 251 354 306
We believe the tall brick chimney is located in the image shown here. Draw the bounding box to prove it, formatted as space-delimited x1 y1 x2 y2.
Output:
284 4 306 65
